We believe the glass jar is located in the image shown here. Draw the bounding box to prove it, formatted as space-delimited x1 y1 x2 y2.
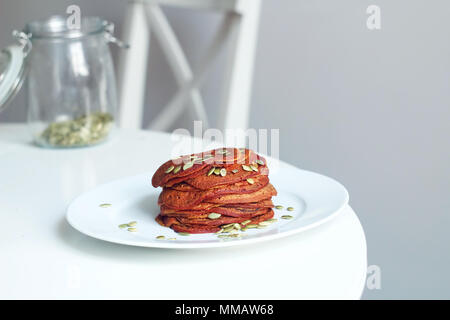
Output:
0 15 127 148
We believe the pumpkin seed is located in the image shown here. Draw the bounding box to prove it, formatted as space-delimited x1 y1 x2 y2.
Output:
222 223 234 229
118 224 128 229
127 227 138 232
268 218 278 223
178 232 190 236
231 169 239 174
256 159 264 166
223 226 235 233
207 167 216 176
183 161 194 170
287 207 294 211
40 112 113 148
242 165 252 172
208 213 222 219
173 165 182 174
217 149 229 155
259 221 271 226
165 165 175 173
220 168 227 176
275 205 284 210
218 234 229 239
250 165 258 172
128 221 137 227
202 155 214 161
281 215 293 220
246 178 255 185
233 223 241 230
215 229 224 234
99 203 112 208
257 225 267 229
241 226 248 231
241 220 251 225
168 238 176 240
246 224 258 229
156 235 165 240
214 168 221 175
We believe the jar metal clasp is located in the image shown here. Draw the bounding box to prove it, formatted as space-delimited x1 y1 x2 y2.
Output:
12 30 32 57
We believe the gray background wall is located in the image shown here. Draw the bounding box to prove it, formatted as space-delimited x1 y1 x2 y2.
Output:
0 0 449 299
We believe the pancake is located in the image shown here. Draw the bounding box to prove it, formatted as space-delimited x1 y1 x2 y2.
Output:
151 148 277 234
152 148 247 188
206 183 277 205
155 209 274 234
158 175 269 209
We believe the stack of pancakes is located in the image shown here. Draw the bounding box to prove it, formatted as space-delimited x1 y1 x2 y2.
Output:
152 148 277 234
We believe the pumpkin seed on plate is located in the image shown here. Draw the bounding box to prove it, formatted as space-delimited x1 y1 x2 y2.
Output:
127 227 138 232
275 205 284 210
287 207 294 211
259 221 271 226
99 203 112 208
178 232 190 236
246 224 258 229
281 215 294 220
128 221 137 227
118 224 128 229
156 235 165 240
223 226 235 233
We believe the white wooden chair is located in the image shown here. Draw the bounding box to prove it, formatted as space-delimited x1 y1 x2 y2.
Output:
117 0 261 131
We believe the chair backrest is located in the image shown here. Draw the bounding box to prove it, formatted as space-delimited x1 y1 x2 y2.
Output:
117 0 262 132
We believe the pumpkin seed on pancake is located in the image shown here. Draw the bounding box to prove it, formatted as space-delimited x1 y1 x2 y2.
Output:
173 165 181 174
183 161 194 170
165 165 175 173
220 168 227 176
256 159 264 166
214 168 221 175
208 213 221 219
242 165 252 172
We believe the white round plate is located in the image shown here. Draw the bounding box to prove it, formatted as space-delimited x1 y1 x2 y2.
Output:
66 163 349 249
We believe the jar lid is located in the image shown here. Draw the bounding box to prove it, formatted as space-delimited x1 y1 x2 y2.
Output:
0 33 29 113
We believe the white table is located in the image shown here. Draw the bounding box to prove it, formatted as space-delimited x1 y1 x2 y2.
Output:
0 124 367 299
